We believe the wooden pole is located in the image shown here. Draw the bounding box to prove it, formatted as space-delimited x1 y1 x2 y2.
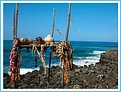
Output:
48 8 56 83
11 3 19 88
52 8 56 37
48 48 52 83
13 9 15 42
63 3 71 86
15 3 19 38
65 3 71 42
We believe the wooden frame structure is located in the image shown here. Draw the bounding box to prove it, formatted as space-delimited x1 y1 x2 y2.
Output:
9 3 73 88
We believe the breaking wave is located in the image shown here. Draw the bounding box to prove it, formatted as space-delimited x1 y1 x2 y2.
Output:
5 50 105 75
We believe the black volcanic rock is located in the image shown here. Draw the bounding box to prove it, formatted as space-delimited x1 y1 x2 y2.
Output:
3 49 118 89
100 49 118 63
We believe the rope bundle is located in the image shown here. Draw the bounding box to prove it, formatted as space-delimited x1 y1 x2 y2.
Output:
56 41 71 59
32 44 46 75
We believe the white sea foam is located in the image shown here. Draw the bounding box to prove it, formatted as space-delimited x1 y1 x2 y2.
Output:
92 50 106 55
74 56 100 60
47 63 60 68
7 63 60 75
73 56 100 67
7 67 40 75
73 50 106 67
6 50 106 75
20 68 40 75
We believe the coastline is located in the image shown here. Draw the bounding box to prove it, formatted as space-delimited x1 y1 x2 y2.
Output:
3 49 118 89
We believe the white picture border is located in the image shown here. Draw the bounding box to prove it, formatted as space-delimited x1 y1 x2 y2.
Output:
1 1 120 91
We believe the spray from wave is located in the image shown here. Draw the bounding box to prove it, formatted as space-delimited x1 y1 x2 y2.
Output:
73 50 105 67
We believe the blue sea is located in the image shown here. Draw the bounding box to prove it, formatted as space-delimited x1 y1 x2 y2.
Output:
4 40 118 75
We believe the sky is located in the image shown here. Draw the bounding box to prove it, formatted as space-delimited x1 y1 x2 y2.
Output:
3 3 118 42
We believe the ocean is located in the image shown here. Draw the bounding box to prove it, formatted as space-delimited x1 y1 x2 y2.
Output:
3 40 118 75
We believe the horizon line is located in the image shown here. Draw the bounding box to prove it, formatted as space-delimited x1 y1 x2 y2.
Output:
3 39 118 43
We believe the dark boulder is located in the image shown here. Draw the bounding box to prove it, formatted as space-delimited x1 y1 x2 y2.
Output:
100 49 118 63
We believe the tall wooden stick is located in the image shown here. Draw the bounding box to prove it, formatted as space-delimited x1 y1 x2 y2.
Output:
48 8 56 83
11 3 19 88
15 3 19 38
63 3 71 86
13 9 15 42
65 3 71 42
48 49 52 83
52 8 56 37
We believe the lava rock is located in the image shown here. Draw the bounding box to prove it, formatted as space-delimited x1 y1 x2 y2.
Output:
100 49 118 63
3 49 118 89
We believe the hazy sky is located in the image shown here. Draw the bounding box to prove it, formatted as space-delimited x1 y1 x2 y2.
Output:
3 3 118 42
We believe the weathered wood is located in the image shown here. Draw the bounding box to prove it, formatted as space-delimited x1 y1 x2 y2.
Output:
65 3 71 42
48 48 52 83
48 8 56 83
19 44 34 48
15 3 19 38
13 9 15 42
63 3 71 86
52 8 56 37
11 5 19 87
10 3 73 88
18 44 56 48
63 50 69 85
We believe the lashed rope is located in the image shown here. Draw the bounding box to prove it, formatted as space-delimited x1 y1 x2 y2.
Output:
55 41 73 85
32 44 47 75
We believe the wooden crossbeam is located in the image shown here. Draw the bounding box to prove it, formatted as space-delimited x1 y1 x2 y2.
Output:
18 44 56 49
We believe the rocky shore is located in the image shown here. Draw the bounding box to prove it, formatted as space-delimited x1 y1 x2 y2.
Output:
3 49 118 89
